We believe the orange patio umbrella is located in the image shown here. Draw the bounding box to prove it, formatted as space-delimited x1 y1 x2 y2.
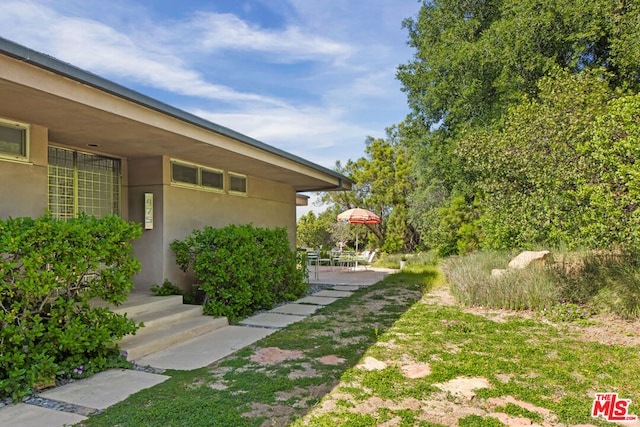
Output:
336 208 381 252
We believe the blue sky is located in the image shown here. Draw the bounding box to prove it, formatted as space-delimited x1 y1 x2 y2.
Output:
0 0 421 215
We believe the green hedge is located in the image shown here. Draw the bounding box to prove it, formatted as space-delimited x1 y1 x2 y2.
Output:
171 224 308 321
0 214 142 400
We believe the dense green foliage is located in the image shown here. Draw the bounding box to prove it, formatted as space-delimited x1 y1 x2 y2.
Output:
395 0 640 253
0 214 142 400
316 130 419 253
150 279 184 296
171 224 308 321
296 206 366 253
296 209 336 250
458 70 629 249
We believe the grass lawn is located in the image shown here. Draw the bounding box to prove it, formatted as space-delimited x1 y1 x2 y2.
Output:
80 266 639 426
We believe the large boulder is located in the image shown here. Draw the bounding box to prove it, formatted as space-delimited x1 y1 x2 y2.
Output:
507 251 550 269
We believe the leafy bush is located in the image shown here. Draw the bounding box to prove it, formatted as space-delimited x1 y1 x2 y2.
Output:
171 224 308 321
150 279 183 296
0 214 142 400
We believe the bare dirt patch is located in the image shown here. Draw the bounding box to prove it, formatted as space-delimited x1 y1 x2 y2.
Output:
564 314 640 347
298 285 639 426
401 363 431 379
316 355 346 365
250 347 305 364
432 376 491 400
429 285 640 348
422 286 458 306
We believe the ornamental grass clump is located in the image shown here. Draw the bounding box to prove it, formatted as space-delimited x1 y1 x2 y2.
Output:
445 249 640 319
443 251 558 310
550 250 640 320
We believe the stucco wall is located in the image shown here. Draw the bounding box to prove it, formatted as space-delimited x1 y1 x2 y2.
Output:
128 156 166 291
128 156 297 292
0 123 48 219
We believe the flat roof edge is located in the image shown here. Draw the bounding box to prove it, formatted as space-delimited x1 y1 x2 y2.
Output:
0 36 352 187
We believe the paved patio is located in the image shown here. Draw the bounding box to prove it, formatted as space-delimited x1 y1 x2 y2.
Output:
308 265 394 286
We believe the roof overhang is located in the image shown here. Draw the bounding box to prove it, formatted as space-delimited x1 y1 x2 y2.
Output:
295 194 310 206
0 37 352 192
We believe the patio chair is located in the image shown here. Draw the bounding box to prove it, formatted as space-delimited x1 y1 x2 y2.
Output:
335 251 356 270
353 250 376 269
306 250 319 280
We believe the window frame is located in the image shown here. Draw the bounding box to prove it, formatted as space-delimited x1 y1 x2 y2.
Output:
0 118 30 163
48 145 122 220
201 167 224 191
228 172 248 196
170 160 199 186
170 159 225 192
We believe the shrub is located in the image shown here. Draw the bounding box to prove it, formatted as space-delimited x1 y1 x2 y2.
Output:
0 214 142 400
551 250 640 319
443 251 559 310
171 224 308 321
150 279 183 296
445 250 640 319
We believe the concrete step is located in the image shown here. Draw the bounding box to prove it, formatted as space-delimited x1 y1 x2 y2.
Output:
131 304 204 333
119 315 229 361
92 293 229 362
92 294 184 318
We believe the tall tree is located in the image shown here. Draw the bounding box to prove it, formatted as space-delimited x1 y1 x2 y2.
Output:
320 128 419 252
398 0 640 252
458 69 615 249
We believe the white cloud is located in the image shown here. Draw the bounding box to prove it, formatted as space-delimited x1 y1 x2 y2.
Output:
0 0 419 169
0 0 287 106
186 12 353 62
191 105 372 165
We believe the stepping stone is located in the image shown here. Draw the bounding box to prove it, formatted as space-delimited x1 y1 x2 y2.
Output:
0 403 87 427
136 326 274 370
39 369 169 410
239 313 303 329
332 285 360 292
270 304 320 316
313 290 353 298
296 296 338 305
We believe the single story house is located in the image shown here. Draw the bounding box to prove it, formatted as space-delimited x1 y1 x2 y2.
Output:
0 37 351 292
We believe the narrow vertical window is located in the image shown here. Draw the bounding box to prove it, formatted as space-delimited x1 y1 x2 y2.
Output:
229 173 247 194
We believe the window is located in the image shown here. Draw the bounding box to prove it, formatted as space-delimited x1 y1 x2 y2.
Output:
0 119 29 161
171 162 198 185
201 169 223 190
229 173 247 194
170 160 224 191
48 147 121 220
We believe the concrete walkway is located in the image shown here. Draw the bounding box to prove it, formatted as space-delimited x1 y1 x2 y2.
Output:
1 267 393 427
